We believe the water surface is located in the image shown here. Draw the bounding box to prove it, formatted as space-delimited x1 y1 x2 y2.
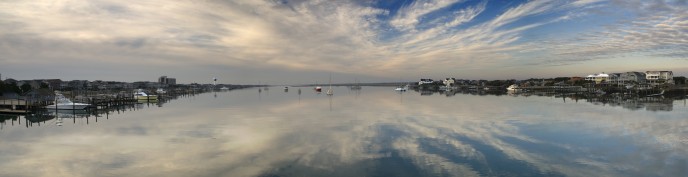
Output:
1 87 687 177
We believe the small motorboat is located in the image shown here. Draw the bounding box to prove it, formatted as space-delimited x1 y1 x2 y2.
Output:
395 85 409 91
134 89 158 100
44 92 91 110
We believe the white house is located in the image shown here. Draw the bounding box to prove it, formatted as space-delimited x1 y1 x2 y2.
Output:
585 73 609 84
418 79 434 85
645 71 673 85
443 78 456 87
619 72 646 84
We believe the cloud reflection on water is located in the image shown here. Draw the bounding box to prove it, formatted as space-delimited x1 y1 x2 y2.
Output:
0 87 686 177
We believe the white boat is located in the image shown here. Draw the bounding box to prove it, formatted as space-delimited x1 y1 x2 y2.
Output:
506 84 520 91
156 88 167 94
326 74 333 95
44 92 91 110
395 85 409 91
315 86 322 92
134 89 158 100
220 86 229 90
647 90 665 97
625 85 634 89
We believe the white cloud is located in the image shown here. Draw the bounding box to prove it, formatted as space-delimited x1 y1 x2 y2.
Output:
1 0 680 83
390 0 465 31
522 0 688 66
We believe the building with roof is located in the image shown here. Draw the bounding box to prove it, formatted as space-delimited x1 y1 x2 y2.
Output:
585 73 609 84
158 76 177 86
619 72 646 85
645 71 673 85
442 78 456 87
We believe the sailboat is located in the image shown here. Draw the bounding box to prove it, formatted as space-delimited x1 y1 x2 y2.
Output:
326 74 333 95
350 78 361 90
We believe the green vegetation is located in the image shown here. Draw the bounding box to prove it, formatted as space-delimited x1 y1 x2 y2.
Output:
0 82 21 95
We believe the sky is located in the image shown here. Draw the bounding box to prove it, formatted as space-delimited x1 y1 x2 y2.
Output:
0 0 687 84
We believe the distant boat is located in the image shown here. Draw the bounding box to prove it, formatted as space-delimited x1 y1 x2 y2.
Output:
156 88 167 94
314 80 322 92
134 89 158 100
395 85 408 91
44 92 91 110
350 79 362 90
647 90 665 97
220 86 229 90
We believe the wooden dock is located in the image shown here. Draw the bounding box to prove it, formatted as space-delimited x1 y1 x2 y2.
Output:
0 109 27 114
0 99 34 114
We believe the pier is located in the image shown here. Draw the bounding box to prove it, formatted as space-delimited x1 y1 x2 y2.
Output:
0 99 43 114
0 86 230 114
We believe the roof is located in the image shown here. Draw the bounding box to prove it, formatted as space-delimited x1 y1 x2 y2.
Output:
586 73 609 77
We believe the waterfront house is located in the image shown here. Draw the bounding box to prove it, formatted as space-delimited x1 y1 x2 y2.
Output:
442 78 456 87
67 80 88 90
585 73 609 84
3 78 17 85
418 79 434 85
42 79 62 90
607 73 622 85
619 72 646 85
645 71 673 85
16 80 38 89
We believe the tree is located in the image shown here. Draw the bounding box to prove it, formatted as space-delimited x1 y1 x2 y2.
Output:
554 77 570 83
7 83 21 94
0 82 4 96
20 83 32 93
674 76 686 85
40 82 49 89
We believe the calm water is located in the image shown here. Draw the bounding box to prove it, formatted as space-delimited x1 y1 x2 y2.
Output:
1 87 687 177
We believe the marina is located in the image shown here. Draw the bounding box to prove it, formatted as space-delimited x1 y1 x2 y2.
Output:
0 87 229 114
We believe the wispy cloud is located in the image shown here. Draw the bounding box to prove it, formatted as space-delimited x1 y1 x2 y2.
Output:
390 0 466 31
0 0 683 82
523 0 688 66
